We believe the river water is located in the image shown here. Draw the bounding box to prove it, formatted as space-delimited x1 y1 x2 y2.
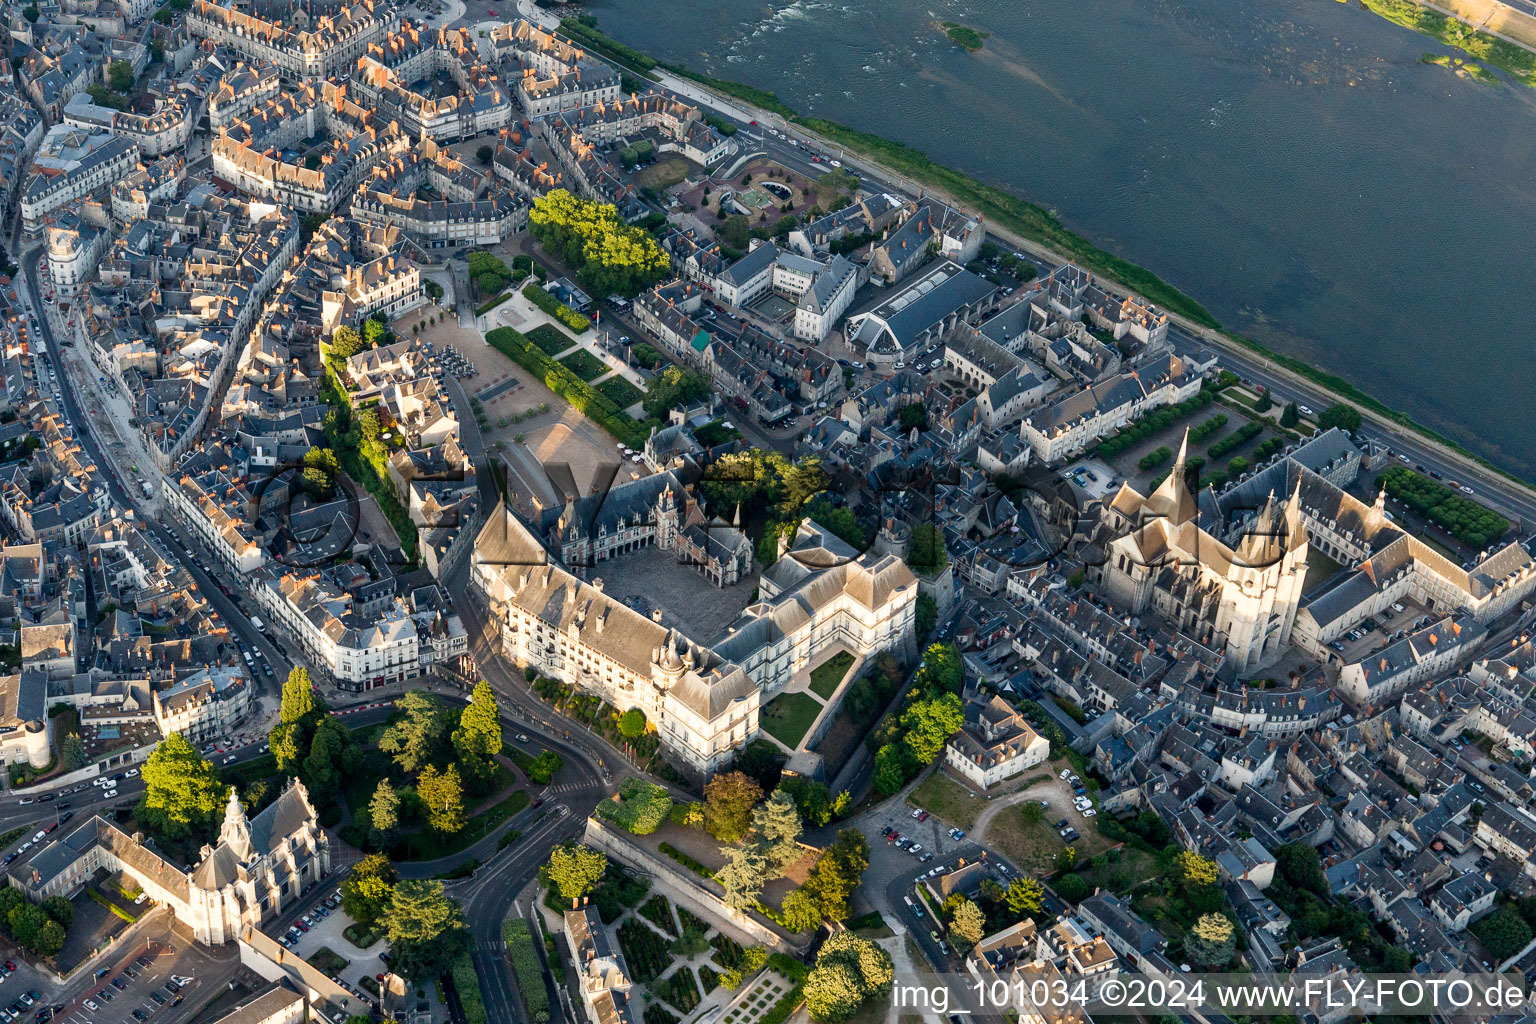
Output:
587 0 1536 479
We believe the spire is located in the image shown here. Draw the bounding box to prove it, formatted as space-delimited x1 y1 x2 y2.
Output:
218 786 253 862
1145 427 1198 526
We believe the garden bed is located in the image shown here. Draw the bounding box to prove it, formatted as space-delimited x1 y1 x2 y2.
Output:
617 919 671 982
638 895 678 937
598 376 644 409
561 349 610 382
655 966 702 1013
528 324 578 357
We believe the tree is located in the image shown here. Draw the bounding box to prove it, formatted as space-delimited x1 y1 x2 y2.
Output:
379 690 445 773
721 945 768 990
908 523 947 575
704 771 763 842
22 5 38 21
642 366 713 419
369 779 400 847
752 789 803 876
779 777 833 827
385 880 467 982
1274 842 1325 895
1473 904 1533 962
451 681 501 789
1005 877 1045 916
33 919 65 958
476 145 494 165
1175 851 1219 889
1021 802 1045 824
1254 390 1273 413
136 734 225 843
341 853 397 929
41 895 73 931
898 402 928 432
1055 846 1077 871
1184 913 1235 968
1317 403 1361 434
781 886 823 932
417 763 466 835
1279 402 1300 429
804 829 868 922
528 750 563 784
804 932 894 1023
61 734 88 771
918 642 964 694
901 691 964 764
331 325 364 359
546 843 608 902
715 843 766 912
269 722 302 773
948 898 985 951
618 709 647 740
302 716 350 801
8 903 47 952
363 316 389 348
872 743 915 796
1055 873 1090 903
107 60 135 93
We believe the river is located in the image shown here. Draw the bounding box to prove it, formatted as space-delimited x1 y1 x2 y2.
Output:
586 0 1536 480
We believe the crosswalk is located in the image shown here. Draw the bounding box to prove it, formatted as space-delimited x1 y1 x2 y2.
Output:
540 782 587 795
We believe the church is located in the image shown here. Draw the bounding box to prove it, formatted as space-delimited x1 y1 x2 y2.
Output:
1096 431 1309 674
8 780 330 946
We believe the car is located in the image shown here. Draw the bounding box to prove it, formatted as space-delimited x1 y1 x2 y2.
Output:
917 810 929 821
1059 827 1073 838
296 921 309 932
896 838 911 849
58 813 71 825
909 843 923 855
149 993 165 1006
15 799 29 807
43 824 56 834
97 990 113 1003
830 159 842 168
514 734 530 743
103 789 117 798
30 832 42 843
134 892 149 905
110 979 126 991
132 1011 148 1022
223 755 237 765
95 969 110 980
1055 818 1069 829
82 1003 98 1014
881 826 893 837
1068 774 1080 783
1084 808 1097 817
920 852 935 863
1461 485 1475 495
1060 769 1072 780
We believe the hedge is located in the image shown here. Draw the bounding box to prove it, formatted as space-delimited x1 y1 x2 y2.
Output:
504 918 550 1024
450 949 488 1024
758 953 810 1024
523 283 591 333
595 777 672 834
475 292 512 316
659 842 713 879
1187 412 1228 444
1094 390 1214 459
1138 446 1172 471
485 325 648 447
1378 467 1510 550
1208 420 1264 459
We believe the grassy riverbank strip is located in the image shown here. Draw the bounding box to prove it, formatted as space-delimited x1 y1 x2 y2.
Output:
1361 0 1536 84
558 16 1535 491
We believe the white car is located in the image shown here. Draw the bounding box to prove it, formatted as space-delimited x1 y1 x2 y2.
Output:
126 768 139 777
1083 808 1097 817
829 159 842 168
103 789 118 798
1060 769 1072 780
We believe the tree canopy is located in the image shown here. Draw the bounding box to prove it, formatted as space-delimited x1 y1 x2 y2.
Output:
137 734 225 844
379 690 445 773
528 189 670 297
900 692 964 764
451 681 502 790
1317 403 1362 434
804 932 894 1023
385 880 467 981
704 771 763 842
546 842 608 902
341 853 397 929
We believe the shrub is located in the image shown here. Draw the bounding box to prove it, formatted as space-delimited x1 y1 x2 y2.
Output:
450 950 487 1024
503 919 549 1024
595 777 672 834
1207 420 1264 459
1378 467 1510 550
523 283 591 333
1093 390 1215 459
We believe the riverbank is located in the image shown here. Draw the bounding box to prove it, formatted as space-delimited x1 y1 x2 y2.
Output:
1361 0 1536 81
557 15 1536 494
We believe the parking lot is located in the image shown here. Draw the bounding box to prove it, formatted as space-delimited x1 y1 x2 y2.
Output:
277 888 385 1011
53 922 240 1024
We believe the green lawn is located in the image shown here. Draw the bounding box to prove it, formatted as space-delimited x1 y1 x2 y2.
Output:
527 323 577 357
598 376 644 409
906 772 988 830
390 784 528 861
758 691 824 749
309 947 349 976
560 349 609 382
808 651 855 700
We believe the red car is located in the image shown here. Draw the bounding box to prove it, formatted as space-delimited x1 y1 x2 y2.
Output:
749 120 758 126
